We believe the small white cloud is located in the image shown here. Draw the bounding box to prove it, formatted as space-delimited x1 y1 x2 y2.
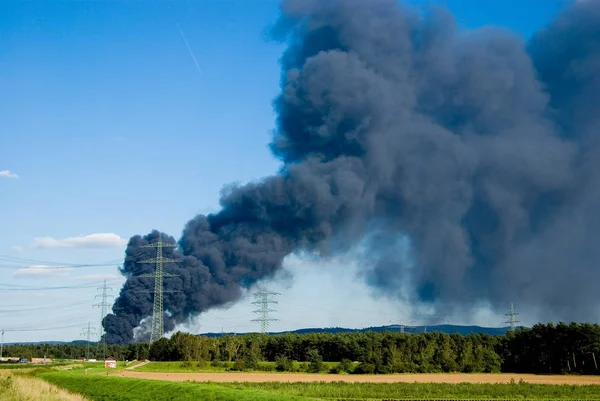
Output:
0 170 18 179
11 245 23 253
14 264 74 278
30 233 127 249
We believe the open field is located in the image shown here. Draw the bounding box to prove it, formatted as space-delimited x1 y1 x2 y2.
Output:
116 371 600 385
39 370 600 400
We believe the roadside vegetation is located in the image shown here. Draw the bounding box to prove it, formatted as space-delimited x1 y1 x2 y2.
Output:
135 360 351 373
0 369 89 401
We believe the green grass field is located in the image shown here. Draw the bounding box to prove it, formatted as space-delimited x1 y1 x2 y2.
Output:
39 372 315 401
0 362 69 370
37 369 600 400
220 381 600 400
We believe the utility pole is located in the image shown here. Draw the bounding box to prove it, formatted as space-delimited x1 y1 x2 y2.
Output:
138 233 177 344
504 302 520 329
80 322 96 361
0 329 4 361
251 290 280 333
93 279 113 359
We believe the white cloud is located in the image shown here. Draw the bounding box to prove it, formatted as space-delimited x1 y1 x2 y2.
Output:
0 170 18 179
13 264 74 278
30 233 127 249
11 245 23 253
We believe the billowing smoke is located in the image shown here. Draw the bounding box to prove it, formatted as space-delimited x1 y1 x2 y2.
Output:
104 0 600 344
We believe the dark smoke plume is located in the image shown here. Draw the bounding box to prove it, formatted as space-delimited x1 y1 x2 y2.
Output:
104 0 600 344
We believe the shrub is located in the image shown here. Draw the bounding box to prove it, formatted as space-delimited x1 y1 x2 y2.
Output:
353 363 375 374
296 362 309 372
179 361 193 368
339 359 353 373
256 363 275 372
275 356 294 372
330 365 341 374
330 359 353 374
392 362 416 373
375 363 392 374
243 354 259 370
230 359 245 371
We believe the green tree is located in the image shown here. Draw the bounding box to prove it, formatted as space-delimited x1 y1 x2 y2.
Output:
307 349 325 373
149 337 174 361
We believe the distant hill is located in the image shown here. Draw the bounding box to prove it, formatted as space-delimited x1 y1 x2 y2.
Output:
4 340 95 346
6 325 510 345
202 324 510 337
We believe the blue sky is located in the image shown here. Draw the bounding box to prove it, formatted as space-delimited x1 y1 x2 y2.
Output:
0 0 571 343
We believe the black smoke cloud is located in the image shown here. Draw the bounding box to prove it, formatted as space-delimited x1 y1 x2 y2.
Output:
104 0 600 344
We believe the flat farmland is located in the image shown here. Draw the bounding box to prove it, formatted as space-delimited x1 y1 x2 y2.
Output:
39 369 600 401
115 371 600 385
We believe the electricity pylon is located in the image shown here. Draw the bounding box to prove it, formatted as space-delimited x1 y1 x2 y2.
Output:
93 279 113 359
80 322 96 361
251 290 280 333
504 302 520 329
138 233 177 343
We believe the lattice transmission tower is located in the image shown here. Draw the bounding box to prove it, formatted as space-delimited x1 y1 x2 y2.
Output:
138 233 177 343
80 322 96 361
93 279 113 359
251 290 280 333
504 302 520 329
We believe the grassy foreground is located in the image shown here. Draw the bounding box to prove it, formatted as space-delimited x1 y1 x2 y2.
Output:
38 370 600 400
39 372 314 401
0 369 89 401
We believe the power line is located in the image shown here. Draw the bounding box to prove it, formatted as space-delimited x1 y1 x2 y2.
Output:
0 281 121 291
505 302 520 329
137 233 177 343
80 322 96 361
3 323 88 332
93 279 113 359
251 290 280 334
0 255 124 269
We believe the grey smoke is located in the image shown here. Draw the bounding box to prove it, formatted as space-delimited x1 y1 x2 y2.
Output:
104 0 600 343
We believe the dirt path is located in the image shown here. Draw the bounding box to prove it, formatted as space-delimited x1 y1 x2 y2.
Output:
125 360 150 370
115 371 600 385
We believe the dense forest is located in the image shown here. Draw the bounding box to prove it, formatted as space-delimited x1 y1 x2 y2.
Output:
3 323 599 375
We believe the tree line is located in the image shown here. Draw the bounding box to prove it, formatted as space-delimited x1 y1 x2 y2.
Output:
3 322 599 375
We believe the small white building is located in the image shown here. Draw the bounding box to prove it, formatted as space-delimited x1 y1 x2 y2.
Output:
104 356 117 369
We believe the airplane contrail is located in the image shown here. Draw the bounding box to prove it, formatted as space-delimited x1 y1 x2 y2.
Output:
176 22 202 76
